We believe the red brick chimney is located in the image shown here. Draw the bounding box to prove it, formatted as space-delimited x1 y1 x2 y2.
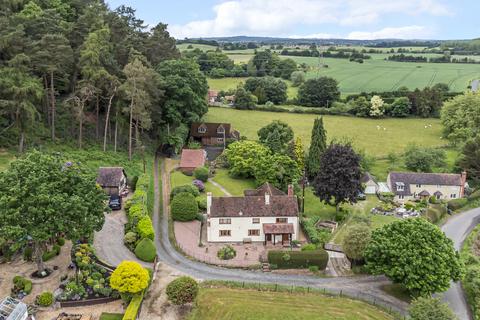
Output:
288 184 294 197
460 171 467 197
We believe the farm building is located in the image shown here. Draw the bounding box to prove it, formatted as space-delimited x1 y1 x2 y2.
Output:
179 149 207 174
387 171 467 202
96 167 127 196
190 122 240 147
207 183 299 245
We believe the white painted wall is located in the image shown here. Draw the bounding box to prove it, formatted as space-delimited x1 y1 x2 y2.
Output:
394 184 462 203
207 216 299 243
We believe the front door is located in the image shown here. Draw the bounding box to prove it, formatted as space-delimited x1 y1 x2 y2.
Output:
265 234 272 242
282 234 289 244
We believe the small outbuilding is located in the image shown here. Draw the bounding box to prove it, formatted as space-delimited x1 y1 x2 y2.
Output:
96 167 127 196
179 149 207 175
361 172 378 194
0 297 28 320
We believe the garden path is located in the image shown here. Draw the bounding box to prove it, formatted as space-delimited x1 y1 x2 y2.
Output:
208 178 232 196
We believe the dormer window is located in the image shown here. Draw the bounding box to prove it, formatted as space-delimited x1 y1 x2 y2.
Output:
198 124 207 134
217 125 225 134
396 182 405 191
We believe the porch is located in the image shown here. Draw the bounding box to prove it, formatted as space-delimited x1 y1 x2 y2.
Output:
263 223 294 246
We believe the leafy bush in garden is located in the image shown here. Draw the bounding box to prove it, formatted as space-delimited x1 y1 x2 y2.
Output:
409 297 456 320
134 238 156 262
42 244 61 261
300 219 331 245
217 245 236 260
36 291 54 306
171 192 198 221
136 216 154 240
110 261 150 296
268 250 329 269
192 179 205 192
124 232 138 246
12 276 32 295
301 244 317 251
166 276 199 305
57 237 65 246
170 184 200 200
448 198 468 211
197 197 207 210
193 167 209 182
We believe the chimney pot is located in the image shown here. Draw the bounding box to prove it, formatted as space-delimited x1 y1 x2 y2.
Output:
288 184 294 197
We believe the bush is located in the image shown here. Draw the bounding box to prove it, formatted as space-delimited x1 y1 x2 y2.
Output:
447 198 468 211
110 261 150 294
424 205 447 224
217 245 236 260
13 276 32 294
57 237 65 246
192 179 205 192
170 185 200 200
468 189 480 201
23 247 33 261
268 250 329 269
193 167 209 182
36 291 54 307
409 297 456 320
301 244 317 251
197 197 207 210
42 244 61 261
124 232 138 245
134 238 156 262
309 265 319 273
171 192 198 221
166 276 199 305
128 176 139 192
136 216 154 240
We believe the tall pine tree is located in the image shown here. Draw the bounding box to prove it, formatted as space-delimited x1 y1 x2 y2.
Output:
306 117 327 180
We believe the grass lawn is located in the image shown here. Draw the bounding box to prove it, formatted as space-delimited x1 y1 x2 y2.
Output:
205 107 444 157
211 169 256 196
170 170 225 197
99 313 124 320
188 287 395 320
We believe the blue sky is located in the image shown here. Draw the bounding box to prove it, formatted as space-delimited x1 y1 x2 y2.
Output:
106 0 479 40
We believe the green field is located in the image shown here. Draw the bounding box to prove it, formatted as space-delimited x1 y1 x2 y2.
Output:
205 107 444 157
207 77 298 99
188 287 395 320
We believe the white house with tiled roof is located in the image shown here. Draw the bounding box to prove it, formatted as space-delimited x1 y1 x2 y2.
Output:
206 183 299 245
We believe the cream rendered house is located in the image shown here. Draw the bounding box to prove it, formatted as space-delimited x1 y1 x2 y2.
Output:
206 183 299 245
387 172 467 203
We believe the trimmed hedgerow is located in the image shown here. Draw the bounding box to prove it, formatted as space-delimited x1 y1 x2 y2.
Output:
134 238 156 262
166 276 199 305
193 167 209 182
268 250 329 269
447 198 469 211
170 184 200 200
136 216 154 240
171 192 198 222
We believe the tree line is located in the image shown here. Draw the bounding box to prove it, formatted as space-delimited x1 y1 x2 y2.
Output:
0 0 208 157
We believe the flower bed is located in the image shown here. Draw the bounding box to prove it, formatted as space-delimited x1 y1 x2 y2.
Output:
57 244 119 302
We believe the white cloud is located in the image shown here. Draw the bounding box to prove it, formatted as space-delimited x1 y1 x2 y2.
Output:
347 26 433 40
168 0 451 39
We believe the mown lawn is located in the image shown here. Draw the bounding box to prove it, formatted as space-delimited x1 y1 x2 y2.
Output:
170 170 225 197
188 287 395 320
205 107 444 157
211 168 256 196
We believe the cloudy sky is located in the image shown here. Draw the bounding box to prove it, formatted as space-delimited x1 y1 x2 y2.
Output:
106 0 478 40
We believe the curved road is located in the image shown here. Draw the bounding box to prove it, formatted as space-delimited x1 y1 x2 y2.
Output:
441 207 480 320
152 157 408 315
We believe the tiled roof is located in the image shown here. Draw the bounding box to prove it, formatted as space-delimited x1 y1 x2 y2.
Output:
179 149 206 169
263 223 294 234
210 183 299 218
96 167 126 187
388 172 463 196
190 122 232 138
361 172 377 184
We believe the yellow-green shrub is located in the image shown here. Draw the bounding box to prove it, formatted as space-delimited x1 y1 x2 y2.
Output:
110 261 149 294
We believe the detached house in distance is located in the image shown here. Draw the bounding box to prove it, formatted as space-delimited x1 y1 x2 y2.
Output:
206 183 299 245
190 122 240 147
387 171 467 202
96 167 127 196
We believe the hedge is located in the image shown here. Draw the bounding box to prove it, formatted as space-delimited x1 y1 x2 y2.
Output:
134 238 156 262
424 204 447 224
166 276 199 305
447 198 469 211
171 192 198 221
193 167 209 182
125 174 156 254
268 250 329 269
122 292 143 320
468 189 480 201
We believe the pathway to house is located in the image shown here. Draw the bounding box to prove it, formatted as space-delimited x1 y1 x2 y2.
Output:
93 208 153 268
471 79 479 92
153 156 409 315
208 178 232 196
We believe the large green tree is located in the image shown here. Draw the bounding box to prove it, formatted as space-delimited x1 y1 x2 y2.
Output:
458 135 480 183
404 144 446 172
244 77 288 105
0 67 43 152
257 120 294 154
254 154 301 192
312 143 362 211
144 23 179 67
0 151 107 272
364 218 463 297
225 140 270 178
306 117 327 180
298 77 340 107
441 92 480 144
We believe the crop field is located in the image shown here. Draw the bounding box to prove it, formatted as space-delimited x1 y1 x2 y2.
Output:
188 287 395 320
205 107 444 157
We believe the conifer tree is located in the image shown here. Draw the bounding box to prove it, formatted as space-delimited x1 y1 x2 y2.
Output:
306 117 327 180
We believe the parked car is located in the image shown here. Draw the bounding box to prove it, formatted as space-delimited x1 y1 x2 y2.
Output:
357 192 367 201
109 195 122 210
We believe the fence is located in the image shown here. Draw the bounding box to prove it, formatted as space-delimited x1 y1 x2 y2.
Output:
59 297 119 308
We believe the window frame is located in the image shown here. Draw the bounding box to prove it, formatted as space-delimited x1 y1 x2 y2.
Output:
248 229 260 236
276 218 288 223
219 218 231 225
252 218 260 224
219 230 231 237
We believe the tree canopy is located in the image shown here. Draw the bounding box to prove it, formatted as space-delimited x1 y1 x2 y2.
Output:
298 77 340 107
257 120 294 154
364 218 463 297
441 92 480 144
306 117 327 180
